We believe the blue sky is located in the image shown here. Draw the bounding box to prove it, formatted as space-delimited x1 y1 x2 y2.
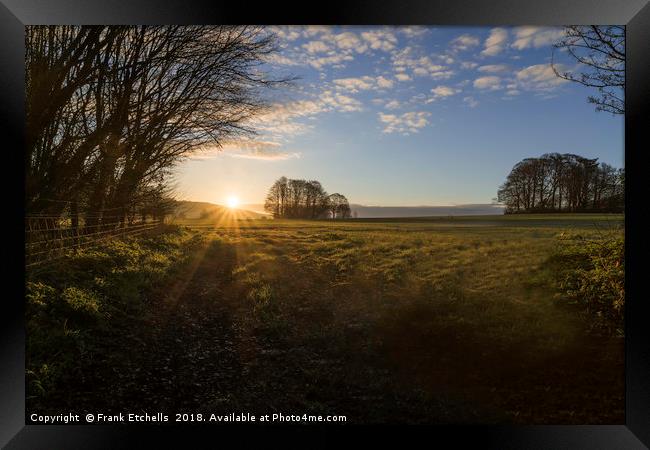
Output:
174 26 624 206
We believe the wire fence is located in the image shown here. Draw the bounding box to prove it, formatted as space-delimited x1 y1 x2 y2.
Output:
25 215 162 267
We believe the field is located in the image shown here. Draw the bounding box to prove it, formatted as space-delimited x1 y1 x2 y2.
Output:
26 214 624 424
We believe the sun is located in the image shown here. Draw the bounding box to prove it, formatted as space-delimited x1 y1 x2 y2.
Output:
226 196 239 209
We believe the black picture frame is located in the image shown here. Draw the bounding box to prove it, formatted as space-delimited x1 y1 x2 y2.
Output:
1 0 648 447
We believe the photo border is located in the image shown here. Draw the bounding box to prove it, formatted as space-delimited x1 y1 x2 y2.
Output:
1 0 648 447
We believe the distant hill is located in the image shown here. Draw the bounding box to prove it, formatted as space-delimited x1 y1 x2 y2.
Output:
172 200 266 220
238 204 269 215
349 204 505 218
238 203 505 218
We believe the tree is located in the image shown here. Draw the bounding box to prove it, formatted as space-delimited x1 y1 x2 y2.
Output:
26 26 289 230
552 26 625 114
498 153 624 214
305 180 329 219
263 177 349 219
328 193 351 219
264 176 287 218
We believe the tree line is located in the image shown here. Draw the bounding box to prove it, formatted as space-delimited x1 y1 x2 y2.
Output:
26 26 284 229
497 153 624 214
264 177 352 219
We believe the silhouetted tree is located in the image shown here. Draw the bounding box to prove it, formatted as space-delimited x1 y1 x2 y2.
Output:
263 177 349 219
328 193 351 219
26 26 289 230
264 176 289 218
498 153 624 213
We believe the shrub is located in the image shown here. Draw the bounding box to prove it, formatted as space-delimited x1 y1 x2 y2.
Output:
60 286 103 320
26 282 56 312
550 232 624 335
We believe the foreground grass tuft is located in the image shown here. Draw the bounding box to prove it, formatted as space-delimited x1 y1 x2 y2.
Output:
549 230 624 336
26 226 203 404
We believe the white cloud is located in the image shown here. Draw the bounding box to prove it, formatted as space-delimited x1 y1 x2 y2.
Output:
478 64 509 73
268 26 301 42
451 34 480 51
392 47 453 80
461 61 479 70
463 96 479 108
415 60 444 75
268 43 356 70
319 90 363 112
473 76 502 90
334 31 368 53
229 151 301 161
264 53 301 66
395 72 412 81
376 75 395 89
303 26 331 37
269 28 382 70
249 84 367 141
333 76 374 93
408 93 427 104
194 139 301 161
286 31 301 41
515 63 568 92
430 85 460 97
424 85 461 104
251 100 321 138
361 29 398 52
333 75 395 93
481 28 508 56
378 111 431 134
308 53 354 69
439 54 455 64
302 40 330 54
512 26 565 50
430 70 455 80
398 26 429 39
385 99 401 109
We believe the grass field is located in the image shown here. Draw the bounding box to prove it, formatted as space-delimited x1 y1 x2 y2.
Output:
26 214 624 424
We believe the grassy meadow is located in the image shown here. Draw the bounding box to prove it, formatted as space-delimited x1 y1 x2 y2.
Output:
26 213 624 424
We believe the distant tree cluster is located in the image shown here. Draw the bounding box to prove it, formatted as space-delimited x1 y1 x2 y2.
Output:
497 154 624 214
26 26 284 228
264 177 351 219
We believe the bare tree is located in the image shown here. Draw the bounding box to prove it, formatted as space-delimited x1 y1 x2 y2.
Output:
263 177 347 219
26 26 290 230
498 153 623 213
552 26 625 115
328 193 351 219
264 176 291 218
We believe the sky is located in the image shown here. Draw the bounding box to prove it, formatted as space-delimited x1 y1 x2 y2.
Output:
173 26 624 207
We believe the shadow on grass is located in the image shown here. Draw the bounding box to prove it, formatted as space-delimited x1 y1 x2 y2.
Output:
372 272 624 424
26 229 624 424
